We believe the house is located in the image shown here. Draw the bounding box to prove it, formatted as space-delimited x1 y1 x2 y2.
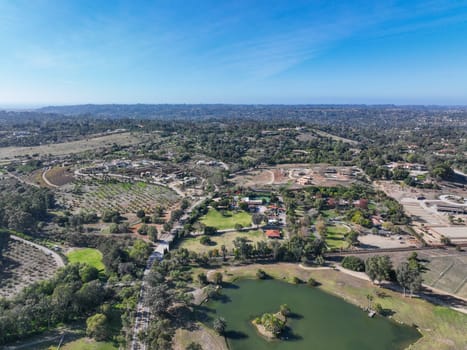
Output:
265 229 281 239
297 176 312 185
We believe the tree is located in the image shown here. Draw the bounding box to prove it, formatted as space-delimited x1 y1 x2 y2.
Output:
200 236 212 245
213 272 223 285
148 226 158 241
366 294 373 311
345 230 359 246
220 244 227 261
136 209 146 218
138 223 148 235
279 304 291 317
197 273 208 286
0 230 9 260
341 256 365 272
396 262 422 297
129 240 152 266
213 317 226 335
186 342 203 350
86 313 109 341
365 256 393 284
315 215 327 238
79 264 99 283
204 226 217 236
252 213 264 227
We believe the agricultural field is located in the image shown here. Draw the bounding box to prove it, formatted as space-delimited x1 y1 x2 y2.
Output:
200 208 252 230
66 181 180 215
178 230 265 253
66 248 105 272
0 238 62 299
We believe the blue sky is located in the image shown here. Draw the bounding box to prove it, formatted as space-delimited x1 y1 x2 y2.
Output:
1 0 467 105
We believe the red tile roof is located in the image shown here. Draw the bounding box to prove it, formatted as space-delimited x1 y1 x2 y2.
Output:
265 229 281 238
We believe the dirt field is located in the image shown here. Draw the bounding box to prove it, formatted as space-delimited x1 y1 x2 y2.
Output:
43 166 75 186
0 132 144 160
358 233 417 249
232 164 361 188
376 181 467 244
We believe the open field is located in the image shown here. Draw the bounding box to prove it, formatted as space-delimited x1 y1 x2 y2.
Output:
66 248 105 272
178 230 265 253
173 322 227 350
0 132 144 161
200 263 467 350
328 248 467 300
0 237 61 299
43 166 75 186
200 209 252 230
59 338 117 350
65 181 179 214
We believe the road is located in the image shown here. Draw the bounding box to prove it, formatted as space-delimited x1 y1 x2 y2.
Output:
130 194 211 350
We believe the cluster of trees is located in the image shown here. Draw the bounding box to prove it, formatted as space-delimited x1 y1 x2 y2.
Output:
0 182 55 233
141 250 194 349
342 254 423 297
0 230 10 271
230 235 326 264
0 263 107 344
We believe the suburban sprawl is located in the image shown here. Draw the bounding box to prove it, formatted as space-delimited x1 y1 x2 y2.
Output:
0 104 466 350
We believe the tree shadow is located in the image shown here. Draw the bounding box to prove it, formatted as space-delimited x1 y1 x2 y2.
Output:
224 330 248 340
281 326 303 341
287 312 303 320
222 282 239 289
380 308 395 317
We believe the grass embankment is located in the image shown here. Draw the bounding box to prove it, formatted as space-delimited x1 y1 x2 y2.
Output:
200 209 252 230
199 263 467 350
325 225 350 249
178 230 264 253
173 322 227 350
58 338 117 350
66 248 105 272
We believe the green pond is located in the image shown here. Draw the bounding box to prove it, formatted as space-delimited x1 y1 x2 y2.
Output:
199 279 421 350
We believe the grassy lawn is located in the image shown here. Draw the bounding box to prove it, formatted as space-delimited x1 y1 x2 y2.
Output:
200 209 252 230
59 338 117 350
200 263 467 350
321 209 339 219
178 230 265 254
67 248 105 272
325 224 350 249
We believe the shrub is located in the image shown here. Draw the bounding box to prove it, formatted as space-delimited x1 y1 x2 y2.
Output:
200 236 212 245
293 276 302 284
307 277 318 287
256 269 268 279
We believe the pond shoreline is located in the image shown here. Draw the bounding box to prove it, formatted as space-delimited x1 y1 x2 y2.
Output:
190 262 467 350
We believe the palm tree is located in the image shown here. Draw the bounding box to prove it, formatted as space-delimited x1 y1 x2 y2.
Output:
366 294 374 311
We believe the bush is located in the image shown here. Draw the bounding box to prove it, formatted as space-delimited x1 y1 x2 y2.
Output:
307 277 318 287
293 276 302 284
342 256 365 272
256 269 268 279
200 236 212 245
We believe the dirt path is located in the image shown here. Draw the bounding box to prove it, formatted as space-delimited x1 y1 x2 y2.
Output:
10 235 65 268
42 168 59 188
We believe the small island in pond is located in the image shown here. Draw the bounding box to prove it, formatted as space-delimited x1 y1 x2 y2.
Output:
252 304 290 340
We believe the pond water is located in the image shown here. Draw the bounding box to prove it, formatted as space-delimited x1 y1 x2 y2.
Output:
199 279 421 350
